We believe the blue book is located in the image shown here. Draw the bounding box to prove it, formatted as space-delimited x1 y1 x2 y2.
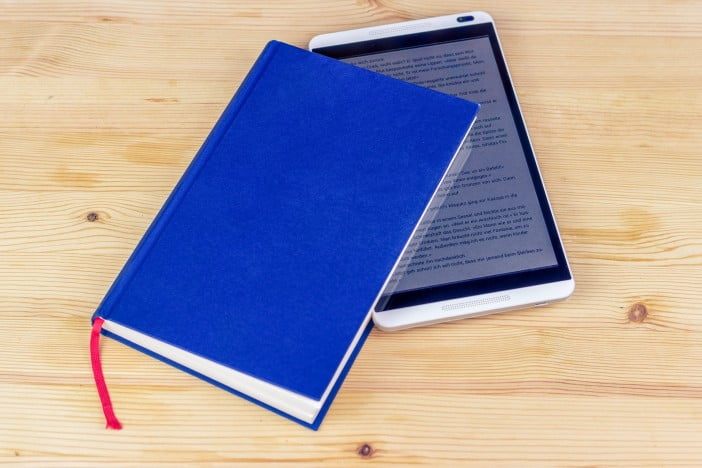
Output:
91 40 479 429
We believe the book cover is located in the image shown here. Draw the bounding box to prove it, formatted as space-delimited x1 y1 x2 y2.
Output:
90 40 480 429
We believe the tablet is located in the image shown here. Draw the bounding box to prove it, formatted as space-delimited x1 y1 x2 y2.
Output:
311 12 574 330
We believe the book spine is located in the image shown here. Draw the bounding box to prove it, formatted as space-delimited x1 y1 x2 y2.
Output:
92 41 281 323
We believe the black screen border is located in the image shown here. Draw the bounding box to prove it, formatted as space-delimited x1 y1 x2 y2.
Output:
312 22 572 311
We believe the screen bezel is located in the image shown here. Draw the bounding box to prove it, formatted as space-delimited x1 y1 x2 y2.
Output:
312 20 572 312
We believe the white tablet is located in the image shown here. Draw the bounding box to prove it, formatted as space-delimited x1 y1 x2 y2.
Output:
311 12 574 330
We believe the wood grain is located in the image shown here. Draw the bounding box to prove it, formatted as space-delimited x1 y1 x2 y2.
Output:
1 0 702 465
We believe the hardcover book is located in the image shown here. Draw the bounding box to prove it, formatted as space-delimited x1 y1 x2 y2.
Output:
90 40 480 429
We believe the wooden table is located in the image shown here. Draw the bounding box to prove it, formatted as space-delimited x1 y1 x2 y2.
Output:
2 1 701 465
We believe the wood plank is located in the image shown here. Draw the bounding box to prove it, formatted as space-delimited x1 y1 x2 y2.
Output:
1 0 701 465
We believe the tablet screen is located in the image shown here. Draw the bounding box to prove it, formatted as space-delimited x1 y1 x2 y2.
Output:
313 23 571 311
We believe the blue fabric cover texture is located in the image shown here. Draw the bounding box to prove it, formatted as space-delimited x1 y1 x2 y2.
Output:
92 40 480 428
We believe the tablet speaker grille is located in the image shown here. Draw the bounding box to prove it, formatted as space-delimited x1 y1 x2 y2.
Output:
368 22 434 37
441 294 511 311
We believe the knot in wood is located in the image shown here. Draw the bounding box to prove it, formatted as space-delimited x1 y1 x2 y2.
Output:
628 302 648 323
357 443 374 458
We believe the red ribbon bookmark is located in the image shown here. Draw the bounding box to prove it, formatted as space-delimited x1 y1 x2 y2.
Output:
90 317 123 430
